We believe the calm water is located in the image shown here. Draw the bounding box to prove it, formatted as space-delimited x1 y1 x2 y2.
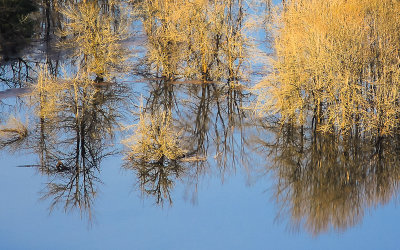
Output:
1 0 400 249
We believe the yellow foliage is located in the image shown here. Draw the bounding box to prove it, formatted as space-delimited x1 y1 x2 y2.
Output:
59 1 130 81
31 66 65 120
123 110 186 162
31 66 104 129
136 0 248 81
254 0 400 136
31 1 131 127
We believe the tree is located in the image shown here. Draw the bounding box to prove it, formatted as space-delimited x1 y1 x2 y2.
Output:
59 0 130 82
254 0 400 136
135 0 249 83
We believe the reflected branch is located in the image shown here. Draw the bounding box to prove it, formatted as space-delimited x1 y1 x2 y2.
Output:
256 124 400 235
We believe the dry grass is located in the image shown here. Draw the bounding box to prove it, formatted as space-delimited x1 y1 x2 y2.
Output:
0 116 28 148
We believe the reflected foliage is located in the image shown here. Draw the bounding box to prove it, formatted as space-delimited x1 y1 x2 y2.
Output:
123 76 251 205
257 124 400 235
31 66 129 220
125 158 187 206
122 97 191 205
251 0 400 234
0 0 132 221
122 0 253 205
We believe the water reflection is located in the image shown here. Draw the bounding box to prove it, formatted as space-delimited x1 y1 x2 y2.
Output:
3 0 396 238
0 0 38 94
120 0 252 205
123 76 251 205
25 67 128 220
0 0 133 219
256 124 400 235
122 80 198 205
178 83 250 173
135 0 251 172
0 0 253 216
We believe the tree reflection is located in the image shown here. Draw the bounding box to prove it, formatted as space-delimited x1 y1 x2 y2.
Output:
0 0 133 221
1 0 255 216
134 0 252 171
122 87 191 205
0 68 128 221
123 73 251 205
179 82 250 173
31 69 129 220
124 157 187 205
121 0 252 205
177 82 251 203
256 124 400 235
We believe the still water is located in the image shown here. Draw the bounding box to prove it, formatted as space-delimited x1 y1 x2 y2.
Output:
0 0 399 249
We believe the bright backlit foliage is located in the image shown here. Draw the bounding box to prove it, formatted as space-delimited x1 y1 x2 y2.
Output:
254 0 400 136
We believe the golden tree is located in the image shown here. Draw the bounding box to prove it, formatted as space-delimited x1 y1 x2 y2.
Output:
122 106 189 205
136 0 250 83
123 109 187 162
59 0 130 82
254 0 400 136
